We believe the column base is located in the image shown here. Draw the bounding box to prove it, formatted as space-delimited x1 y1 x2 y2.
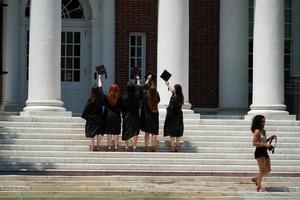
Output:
245 104 296 120
21 100 72 117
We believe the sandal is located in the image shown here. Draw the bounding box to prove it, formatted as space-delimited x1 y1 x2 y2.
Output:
150 146 157 152
125 146 129 152
170 147 175 152
114 146 119 152
251 177 258 186
175 146 179 153
107 145 112 151
133 146 137 152
93 146 98 151
257 187 266 192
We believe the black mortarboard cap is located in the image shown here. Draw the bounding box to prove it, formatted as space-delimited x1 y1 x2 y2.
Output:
95 65 107 78
131 66 141 77
144 71 156 80
160 70 172 81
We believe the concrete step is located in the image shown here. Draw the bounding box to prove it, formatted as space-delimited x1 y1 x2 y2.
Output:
0 134 298 148
0 137 298 145
1 124 300 132
1 157 300 166
0 144 196 152
0 150 299 160
1 130 299 138
0 176 299 199
0 162 299 172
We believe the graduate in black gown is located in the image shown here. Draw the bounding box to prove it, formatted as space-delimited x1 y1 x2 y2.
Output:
163 82 184 152
103 84 122 151
121 77 141 151
140 73 160 152
81 74 105 151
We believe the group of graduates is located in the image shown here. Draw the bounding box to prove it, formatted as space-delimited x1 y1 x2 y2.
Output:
81 71 184 153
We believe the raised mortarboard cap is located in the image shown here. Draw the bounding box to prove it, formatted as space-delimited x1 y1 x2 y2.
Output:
160 69 172 81
144 71 156 80
131 66 141 77
95 65 107 78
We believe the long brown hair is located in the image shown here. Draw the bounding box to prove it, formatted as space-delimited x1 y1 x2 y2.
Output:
147 86 159 112
174 84 184 106
107 84 119 105
90 87 101 104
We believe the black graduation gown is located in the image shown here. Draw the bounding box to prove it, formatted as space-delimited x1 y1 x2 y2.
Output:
81 93 104 138
163 95 184 137
103 96 122 135
121 87 141 141
140 90 160 134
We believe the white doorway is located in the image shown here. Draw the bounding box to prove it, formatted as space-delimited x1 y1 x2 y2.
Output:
61 29 88 113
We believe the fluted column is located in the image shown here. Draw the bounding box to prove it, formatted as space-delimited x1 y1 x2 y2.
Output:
248 0 288 115
101 0 115 91
2 0 20 111
22 0 70 116
157 0 190 108
219 0 248 113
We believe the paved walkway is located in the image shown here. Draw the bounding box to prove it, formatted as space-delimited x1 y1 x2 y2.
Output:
0 175 299 199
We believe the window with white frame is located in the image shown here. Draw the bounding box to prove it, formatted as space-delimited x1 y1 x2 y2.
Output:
129 33 146 80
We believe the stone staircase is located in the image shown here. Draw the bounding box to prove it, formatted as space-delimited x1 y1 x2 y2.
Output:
0 110 300 174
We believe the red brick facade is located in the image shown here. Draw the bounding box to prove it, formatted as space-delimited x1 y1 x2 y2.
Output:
189 0 219 108
115 0 158 94
115 0 220 108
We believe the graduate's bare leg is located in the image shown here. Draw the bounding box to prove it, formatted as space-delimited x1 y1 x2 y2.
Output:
175 137 181 152
133 135 139 151
96 134 102 151
114 135 119 151
125 140 129 152
144 132 149 152
170 137 176 152
151 134 157 152
107 134 112 151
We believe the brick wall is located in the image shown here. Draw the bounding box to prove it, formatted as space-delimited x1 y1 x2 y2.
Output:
189 0 219 108
115 0 158 94
115 0 220 108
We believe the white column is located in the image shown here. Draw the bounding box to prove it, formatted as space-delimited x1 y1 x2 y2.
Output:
2 0 20 111
22 0 70 116
248 0 288 115
219 0 248 113
157 0 190 108
100 0 115 92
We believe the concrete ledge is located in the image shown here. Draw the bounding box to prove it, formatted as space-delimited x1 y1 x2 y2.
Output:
20 111 72 117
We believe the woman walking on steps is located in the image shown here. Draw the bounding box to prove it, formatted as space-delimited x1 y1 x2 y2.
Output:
251 115 272 192
81 74 105 151
103 84 122 151
163 82 184 153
